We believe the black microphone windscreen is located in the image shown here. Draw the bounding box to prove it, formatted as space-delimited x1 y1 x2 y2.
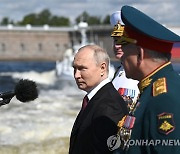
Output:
15 79 38 102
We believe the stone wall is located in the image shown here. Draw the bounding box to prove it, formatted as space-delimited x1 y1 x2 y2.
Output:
0 29 70 61
0 25 115 61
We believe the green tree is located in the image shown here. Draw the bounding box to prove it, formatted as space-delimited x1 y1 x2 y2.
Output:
1 17 10 25
18 9 70 26
75 11 101 25
19 13 37 25
37 9 51 25
49 16 70 26
2 9 110 26
102 15 110 25
88 16 101 25
76 11 89 23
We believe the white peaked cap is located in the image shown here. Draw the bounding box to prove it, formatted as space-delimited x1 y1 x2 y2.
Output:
110 11 124 26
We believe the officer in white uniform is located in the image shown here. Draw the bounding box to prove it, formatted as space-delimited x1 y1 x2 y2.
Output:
110 11 139 105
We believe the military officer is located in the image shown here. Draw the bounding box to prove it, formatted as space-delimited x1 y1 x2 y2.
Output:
110 11 139 107
111 5 180 154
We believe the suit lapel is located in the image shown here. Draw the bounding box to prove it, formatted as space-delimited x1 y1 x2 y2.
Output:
70 83 113 144
70 83 115 154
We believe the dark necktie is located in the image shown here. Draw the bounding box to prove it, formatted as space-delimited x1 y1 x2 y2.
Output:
82 95 89 110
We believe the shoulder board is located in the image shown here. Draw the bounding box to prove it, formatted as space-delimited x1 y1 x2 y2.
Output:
152 77 167 97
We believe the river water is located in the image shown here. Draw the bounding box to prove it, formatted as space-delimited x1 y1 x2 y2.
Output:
0 61 85 154
0 61 179 154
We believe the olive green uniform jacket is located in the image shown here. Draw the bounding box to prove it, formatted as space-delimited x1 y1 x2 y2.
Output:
127 62 180 154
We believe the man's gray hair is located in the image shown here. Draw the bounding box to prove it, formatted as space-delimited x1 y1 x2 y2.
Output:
79 45 110 73
144 48 171 62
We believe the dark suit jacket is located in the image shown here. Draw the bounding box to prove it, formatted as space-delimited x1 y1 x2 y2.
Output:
69 82 128 154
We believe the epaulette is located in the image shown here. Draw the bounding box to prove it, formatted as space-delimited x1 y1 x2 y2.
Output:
152 77 167 97
138 77 152 93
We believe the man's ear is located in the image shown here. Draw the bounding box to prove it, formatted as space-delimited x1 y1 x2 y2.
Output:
137 47 144 65
100 62 107 76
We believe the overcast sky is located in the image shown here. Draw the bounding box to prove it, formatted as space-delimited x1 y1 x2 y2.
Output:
0 0 179 26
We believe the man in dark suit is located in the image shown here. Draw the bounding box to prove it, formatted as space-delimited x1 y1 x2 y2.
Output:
69 45 128 154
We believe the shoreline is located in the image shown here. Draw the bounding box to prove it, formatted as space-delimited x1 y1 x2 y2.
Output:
0 137 69 154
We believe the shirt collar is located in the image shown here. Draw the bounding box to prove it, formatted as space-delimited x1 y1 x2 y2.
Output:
87 78 110 101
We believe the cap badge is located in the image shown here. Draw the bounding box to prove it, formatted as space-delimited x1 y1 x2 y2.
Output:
111 23 137 44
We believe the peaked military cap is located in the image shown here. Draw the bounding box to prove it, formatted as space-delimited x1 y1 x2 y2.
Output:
111 5 180 53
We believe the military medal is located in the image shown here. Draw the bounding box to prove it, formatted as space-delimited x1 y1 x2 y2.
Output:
117 115 136 149
124 115 136 129
115 95 140 150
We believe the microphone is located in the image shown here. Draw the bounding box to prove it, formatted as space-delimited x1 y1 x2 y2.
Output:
0 79 38 106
